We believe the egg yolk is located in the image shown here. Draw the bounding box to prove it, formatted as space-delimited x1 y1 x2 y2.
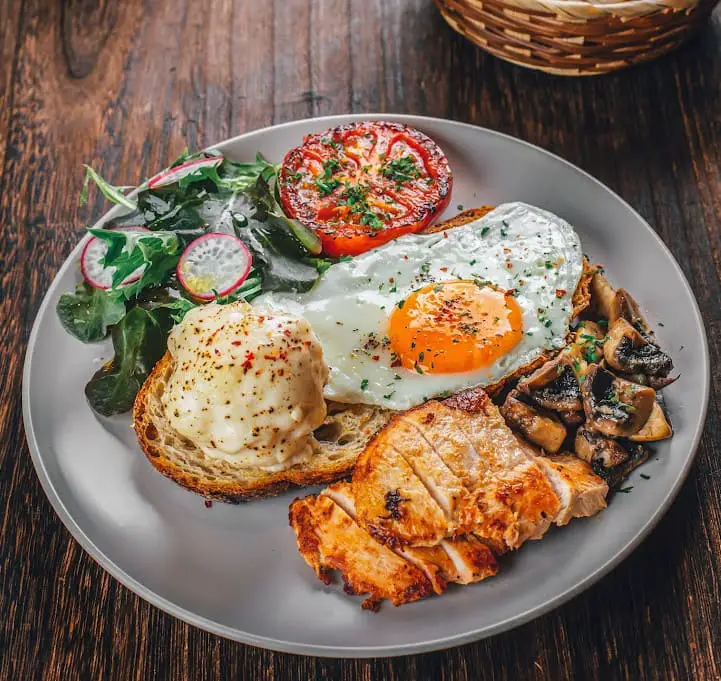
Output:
388 280 523 374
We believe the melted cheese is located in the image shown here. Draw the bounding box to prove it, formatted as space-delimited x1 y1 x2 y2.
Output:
162 302 328 471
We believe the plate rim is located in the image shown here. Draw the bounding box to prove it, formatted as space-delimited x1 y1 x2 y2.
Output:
22 113 710 657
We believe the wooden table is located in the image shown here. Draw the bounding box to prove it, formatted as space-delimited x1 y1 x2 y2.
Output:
2 1 720 678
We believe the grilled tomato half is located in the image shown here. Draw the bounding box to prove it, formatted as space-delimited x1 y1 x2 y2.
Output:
278 121 453 257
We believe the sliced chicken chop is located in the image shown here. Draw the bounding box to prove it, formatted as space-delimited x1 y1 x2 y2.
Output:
351 428 448 548
289 482 498 608
289 488 434 610
534 454 609 526
355 389 561 551
325 483 497 592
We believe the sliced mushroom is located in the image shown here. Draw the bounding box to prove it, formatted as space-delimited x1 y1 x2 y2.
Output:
629 401 673 442
575 427 650 489
500 391 567 453
590 272 616 320
581 365 656 437
518 357 583 412
618 372 678 390
558 409 585 427
603 318 673 377
610 288 649 334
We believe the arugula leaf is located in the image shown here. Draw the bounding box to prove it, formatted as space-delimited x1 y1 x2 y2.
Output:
56 282 126 342
84 306 173 415
81 166 137 211
89 229 182 298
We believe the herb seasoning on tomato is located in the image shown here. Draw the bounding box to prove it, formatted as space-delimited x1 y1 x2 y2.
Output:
278 121 453 257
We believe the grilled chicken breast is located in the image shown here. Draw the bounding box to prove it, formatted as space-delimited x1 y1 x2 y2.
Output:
290 387 608 609
535 455 609 526
290 481 498 610
353 389 561 551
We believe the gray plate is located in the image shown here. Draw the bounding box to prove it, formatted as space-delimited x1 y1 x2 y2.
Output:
23 115 709 657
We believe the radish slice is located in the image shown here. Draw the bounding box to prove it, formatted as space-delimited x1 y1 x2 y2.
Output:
148 156 224 189
177 233 252 301
81 226 149 290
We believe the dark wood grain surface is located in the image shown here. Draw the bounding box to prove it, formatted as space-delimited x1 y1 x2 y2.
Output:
2 0 720 678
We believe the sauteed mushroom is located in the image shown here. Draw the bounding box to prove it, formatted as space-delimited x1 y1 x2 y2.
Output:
558 409 585 427
500 391 567 453
610 288 648 333
518 357 583 412
603 318 673 377
620 372 678 390
574 427 649 489
590 272 616 320
580 365 656 437
629 401 673 442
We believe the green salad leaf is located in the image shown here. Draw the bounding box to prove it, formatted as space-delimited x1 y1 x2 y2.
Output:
56 283 126 342
89 228 182 299
81 166 137 211
84 306 174 416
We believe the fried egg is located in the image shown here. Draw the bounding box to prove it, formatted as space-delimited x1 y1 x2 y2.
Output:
256 202 584 410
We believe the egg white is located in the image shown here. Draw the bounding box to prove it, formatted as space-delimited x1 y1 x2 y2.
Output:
256 202 584 410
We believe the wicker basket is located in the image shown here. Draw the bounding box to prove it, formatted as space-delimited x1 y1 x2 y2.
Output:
436 0 718 75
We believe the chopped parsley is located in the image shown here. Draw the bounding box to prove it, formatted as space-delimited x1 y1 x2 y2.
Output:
481 227 490 237
380 155 420 185
360 211 384 230
338 182 383 231
617 486 634 494
396 299 405 309
383 391 396 400
360 378 369 391
314 158 342 196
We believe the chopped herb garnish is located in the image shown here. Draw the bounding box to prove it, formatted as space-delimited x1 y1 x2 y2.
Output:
396 299 405 309
314 158 342 196
383 391 396 400
360 210 384 230
481 227 490 237
380 155 421 185
640 473 651 480
617 486 634 494
360 378 369 391
414 363 424 374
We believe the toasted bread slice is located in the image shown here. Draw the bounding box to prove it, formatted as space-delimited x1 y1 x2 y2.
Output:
134 206 595 502
134 353 393 502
